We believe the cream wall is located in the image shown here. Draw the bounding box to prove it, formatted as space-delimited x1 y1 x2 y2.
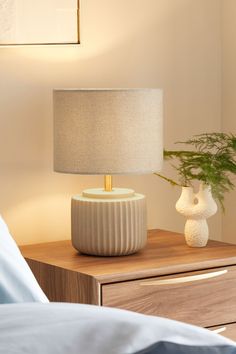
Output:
222 0 236 243
0 0 222 245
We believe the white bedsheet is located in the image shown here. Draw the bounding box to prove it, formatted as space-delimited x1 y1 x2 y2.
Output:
0 302 235 354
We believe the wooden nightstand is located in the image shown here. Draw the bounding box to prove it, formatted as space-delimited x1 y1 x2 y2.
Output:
20 229 236 341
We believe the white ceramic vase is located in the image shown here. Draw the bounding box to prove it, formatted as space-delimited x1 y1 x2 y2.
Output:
176 183 217 247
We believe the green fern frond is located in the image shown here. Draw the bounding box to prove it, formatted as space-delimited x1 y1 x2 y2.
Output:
156 133 236 210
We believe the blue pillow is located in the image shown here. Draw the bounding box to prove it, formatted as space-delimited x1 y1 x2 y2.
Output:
0 215 49 303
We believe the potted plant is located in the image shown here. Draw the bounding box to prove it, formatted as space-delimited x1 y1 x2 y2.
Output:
155 133 236 247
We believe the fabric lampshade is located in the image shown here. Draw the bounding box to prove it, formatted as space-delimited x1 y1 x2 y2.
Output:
53 89 163 175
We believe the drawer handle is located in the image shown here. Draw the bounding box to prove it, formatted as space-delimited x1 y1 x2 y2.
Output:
140 270 228 286
212 327 226 334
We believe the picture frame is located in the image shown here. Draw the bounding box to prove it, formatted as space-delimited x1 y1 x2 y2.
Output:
0 0 80 46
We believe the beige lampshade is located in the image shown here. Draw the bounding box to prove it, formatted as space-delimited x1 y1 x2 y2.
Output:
53 89 163 175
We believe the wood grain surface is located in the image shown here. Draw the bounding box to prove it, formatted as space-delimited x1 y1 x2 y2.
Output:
26 258 101 304
102 265 236 327
209 323 236 341
20 229 236 334
20 229 236 284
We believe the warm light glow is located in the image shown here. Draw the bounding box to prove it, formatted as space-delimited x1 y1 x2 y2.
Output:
3 194 72 245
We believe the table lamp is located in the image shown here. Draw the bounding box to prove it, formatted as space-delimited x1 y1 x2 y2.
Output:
53 89 163 256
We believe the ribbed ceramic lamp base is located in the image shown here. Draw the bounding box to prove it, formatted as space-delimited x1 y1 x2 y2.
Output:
71 193 147 256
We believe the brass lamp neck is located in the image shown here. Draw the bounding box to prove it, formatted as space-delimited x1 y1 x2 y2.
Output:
104 175 113 192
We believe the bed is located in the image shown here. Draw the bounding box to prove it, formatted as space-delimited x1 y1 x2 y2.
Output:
1 215 235 354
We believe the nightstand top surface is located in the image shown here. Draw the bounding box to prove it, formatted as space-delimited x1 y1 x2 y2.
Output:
20 229 236 283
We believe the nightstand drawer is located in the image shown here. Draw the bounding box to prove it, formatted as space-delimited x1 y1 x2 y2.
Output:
102 266 236 327
209 323 236 342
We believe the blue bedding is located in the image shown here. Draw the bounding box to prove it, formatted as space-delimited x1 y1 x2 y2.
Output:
0 302 235 354
0 216 48 304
